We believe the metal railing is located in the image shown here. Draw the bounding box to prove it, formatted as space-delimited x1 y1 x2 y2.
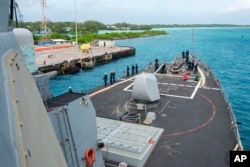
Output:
202 61 243 151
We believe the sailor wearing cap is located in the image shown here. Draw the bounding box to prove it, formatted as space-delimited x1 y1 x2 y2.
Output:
103 73 108 86
68 86 72 93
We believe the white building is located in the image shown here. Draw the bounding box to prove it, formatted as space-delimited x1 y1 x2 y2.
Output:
51 39 71 44
98 40 115 47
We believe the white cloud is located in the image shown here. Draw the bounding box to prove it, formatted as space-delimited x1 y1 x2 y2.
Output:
222 0 250 13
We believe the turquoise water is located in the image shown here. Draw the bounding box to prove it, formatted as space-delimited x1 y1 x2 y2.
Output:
50 27 250 150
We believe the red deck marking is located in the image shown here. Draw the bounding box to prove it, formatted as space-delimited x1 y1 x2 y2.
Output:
161 93 216 137
149 138 155 144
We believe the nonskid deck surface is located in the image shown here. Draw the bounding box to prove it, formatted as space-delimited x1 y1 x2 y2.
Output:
89 58 238 167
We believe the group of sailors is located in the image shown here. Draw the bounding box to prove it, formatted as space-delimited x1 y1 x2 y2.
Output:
182 50 199 74
102 64 139 86
126 64 138 77
153 58 168 74
102 50 199 86
103 70 116 86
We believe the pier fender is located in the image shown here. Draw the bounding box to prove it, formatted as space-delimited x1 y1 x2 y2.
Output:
82 147 96 167
108 53 112 60
104 53 112 61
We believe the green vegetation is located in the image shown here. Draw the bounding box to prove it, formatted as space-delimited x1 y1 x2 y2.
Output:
20 20 167 43
20 21 154 35
82 20 107 33
111 22 151 30
77 30 167 43
20 21 250 35
19 20 249 44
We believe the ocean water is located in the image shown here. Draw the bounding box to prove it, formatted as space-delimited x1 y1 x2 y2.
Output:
50 27 250 150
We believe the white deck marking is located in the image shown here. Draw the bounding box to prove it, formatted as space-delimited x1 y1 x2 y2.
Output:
122 79 201 99
89 76 136 97
160 93 192 99
123 81 198 99
90 72 220 99
203 87 220 90
123 82 134 91
159 100 170 113
190 81 201 99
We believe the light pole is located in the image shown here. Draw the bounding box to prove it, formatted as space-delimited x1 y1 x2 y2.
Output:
74 0 78 46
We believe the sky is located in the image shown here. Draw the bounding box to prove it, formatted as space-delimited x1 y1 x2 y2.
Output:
16 0 250 25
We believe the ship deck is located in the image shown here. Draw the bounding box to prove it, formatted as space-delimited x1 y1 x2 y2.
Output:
88 57 240 167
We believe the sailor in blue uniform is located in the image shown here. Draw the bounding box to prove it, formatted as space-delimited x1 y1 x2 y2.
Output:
110 71 113 85
127 66 130 77
103 73 108 86
155 58 159 71
132 64 135 75
194 64 199 74
135 64 138 74
112 70 116 83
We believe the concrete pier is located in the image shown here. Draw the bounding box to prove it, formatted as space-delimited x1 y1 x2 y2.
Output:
35 45 135 74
